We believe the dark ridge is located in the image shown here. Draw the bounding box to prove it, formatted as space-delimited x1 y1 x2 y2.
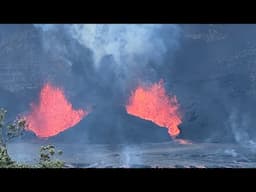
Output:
49 105 172 144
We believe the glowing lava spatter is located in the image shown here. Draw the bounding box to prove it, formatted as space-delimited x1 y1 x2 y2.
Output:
126 80 182 137
25 83 87 138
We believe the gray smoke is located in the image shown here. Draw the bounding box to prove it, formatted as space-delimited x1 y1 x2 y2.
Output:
119 145 143 167
69 24 179 67
228 109 256 152
33 24 181 111
34 24 180 95
35 24 180 66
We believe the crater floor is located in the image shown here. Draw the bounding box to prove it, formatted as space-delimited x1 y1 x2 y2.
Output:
7 141 256 168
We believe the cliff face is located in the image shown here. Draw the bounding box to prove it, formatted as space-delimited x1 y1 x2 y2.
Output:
0 25 78 93
172 24 256 142
0 25 41 92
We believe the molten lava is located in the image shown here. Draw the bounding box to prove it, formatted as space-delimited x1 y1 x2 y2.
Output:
126 80 182 137
25 83 87 138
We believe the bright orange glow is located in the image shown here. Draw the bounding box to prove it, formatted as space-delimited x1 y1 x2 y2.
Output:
25 83 87 138
126 80 182 137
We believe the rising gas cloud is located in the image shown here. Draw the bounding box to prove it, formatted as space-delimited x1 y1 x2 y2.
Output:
34 24 181 91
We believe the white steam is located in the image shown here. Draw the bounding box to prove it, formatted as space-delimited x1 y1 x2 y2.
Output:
120 146 142 168
34 24 181 95
34 24 56 32
34 24 180 68
69 24 180 67
228 109 256 151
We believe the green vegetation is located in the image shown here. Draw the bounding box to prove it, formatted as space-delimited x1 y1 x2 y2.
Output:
0 107 65 168
39 144 64 168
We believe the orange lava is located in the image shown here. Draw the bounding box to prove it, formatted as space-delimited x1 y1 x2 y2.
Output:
126 80 182 137
25 83 87 138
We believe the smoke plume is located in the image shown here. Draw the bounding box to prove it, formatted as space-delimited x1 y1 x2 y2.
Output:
34 24 181 96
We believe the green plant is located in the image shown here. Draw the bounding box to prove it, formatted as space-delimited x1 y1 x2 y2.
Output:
0 145 14 167
0 108 26 145
0 108 26 167
39 144 64 168
0 107 65 168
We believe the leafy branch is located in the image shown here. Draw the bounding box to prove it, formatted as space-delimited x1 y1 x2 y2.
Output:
0 107 65 168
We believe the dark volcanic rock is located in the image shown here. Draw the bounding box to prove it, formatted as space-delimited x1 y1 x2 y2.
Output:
49 105 172 144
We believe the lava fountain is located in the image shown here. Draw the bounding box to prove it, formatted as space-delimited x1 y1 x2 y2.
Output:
25 83 87 138
126 80 182 137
